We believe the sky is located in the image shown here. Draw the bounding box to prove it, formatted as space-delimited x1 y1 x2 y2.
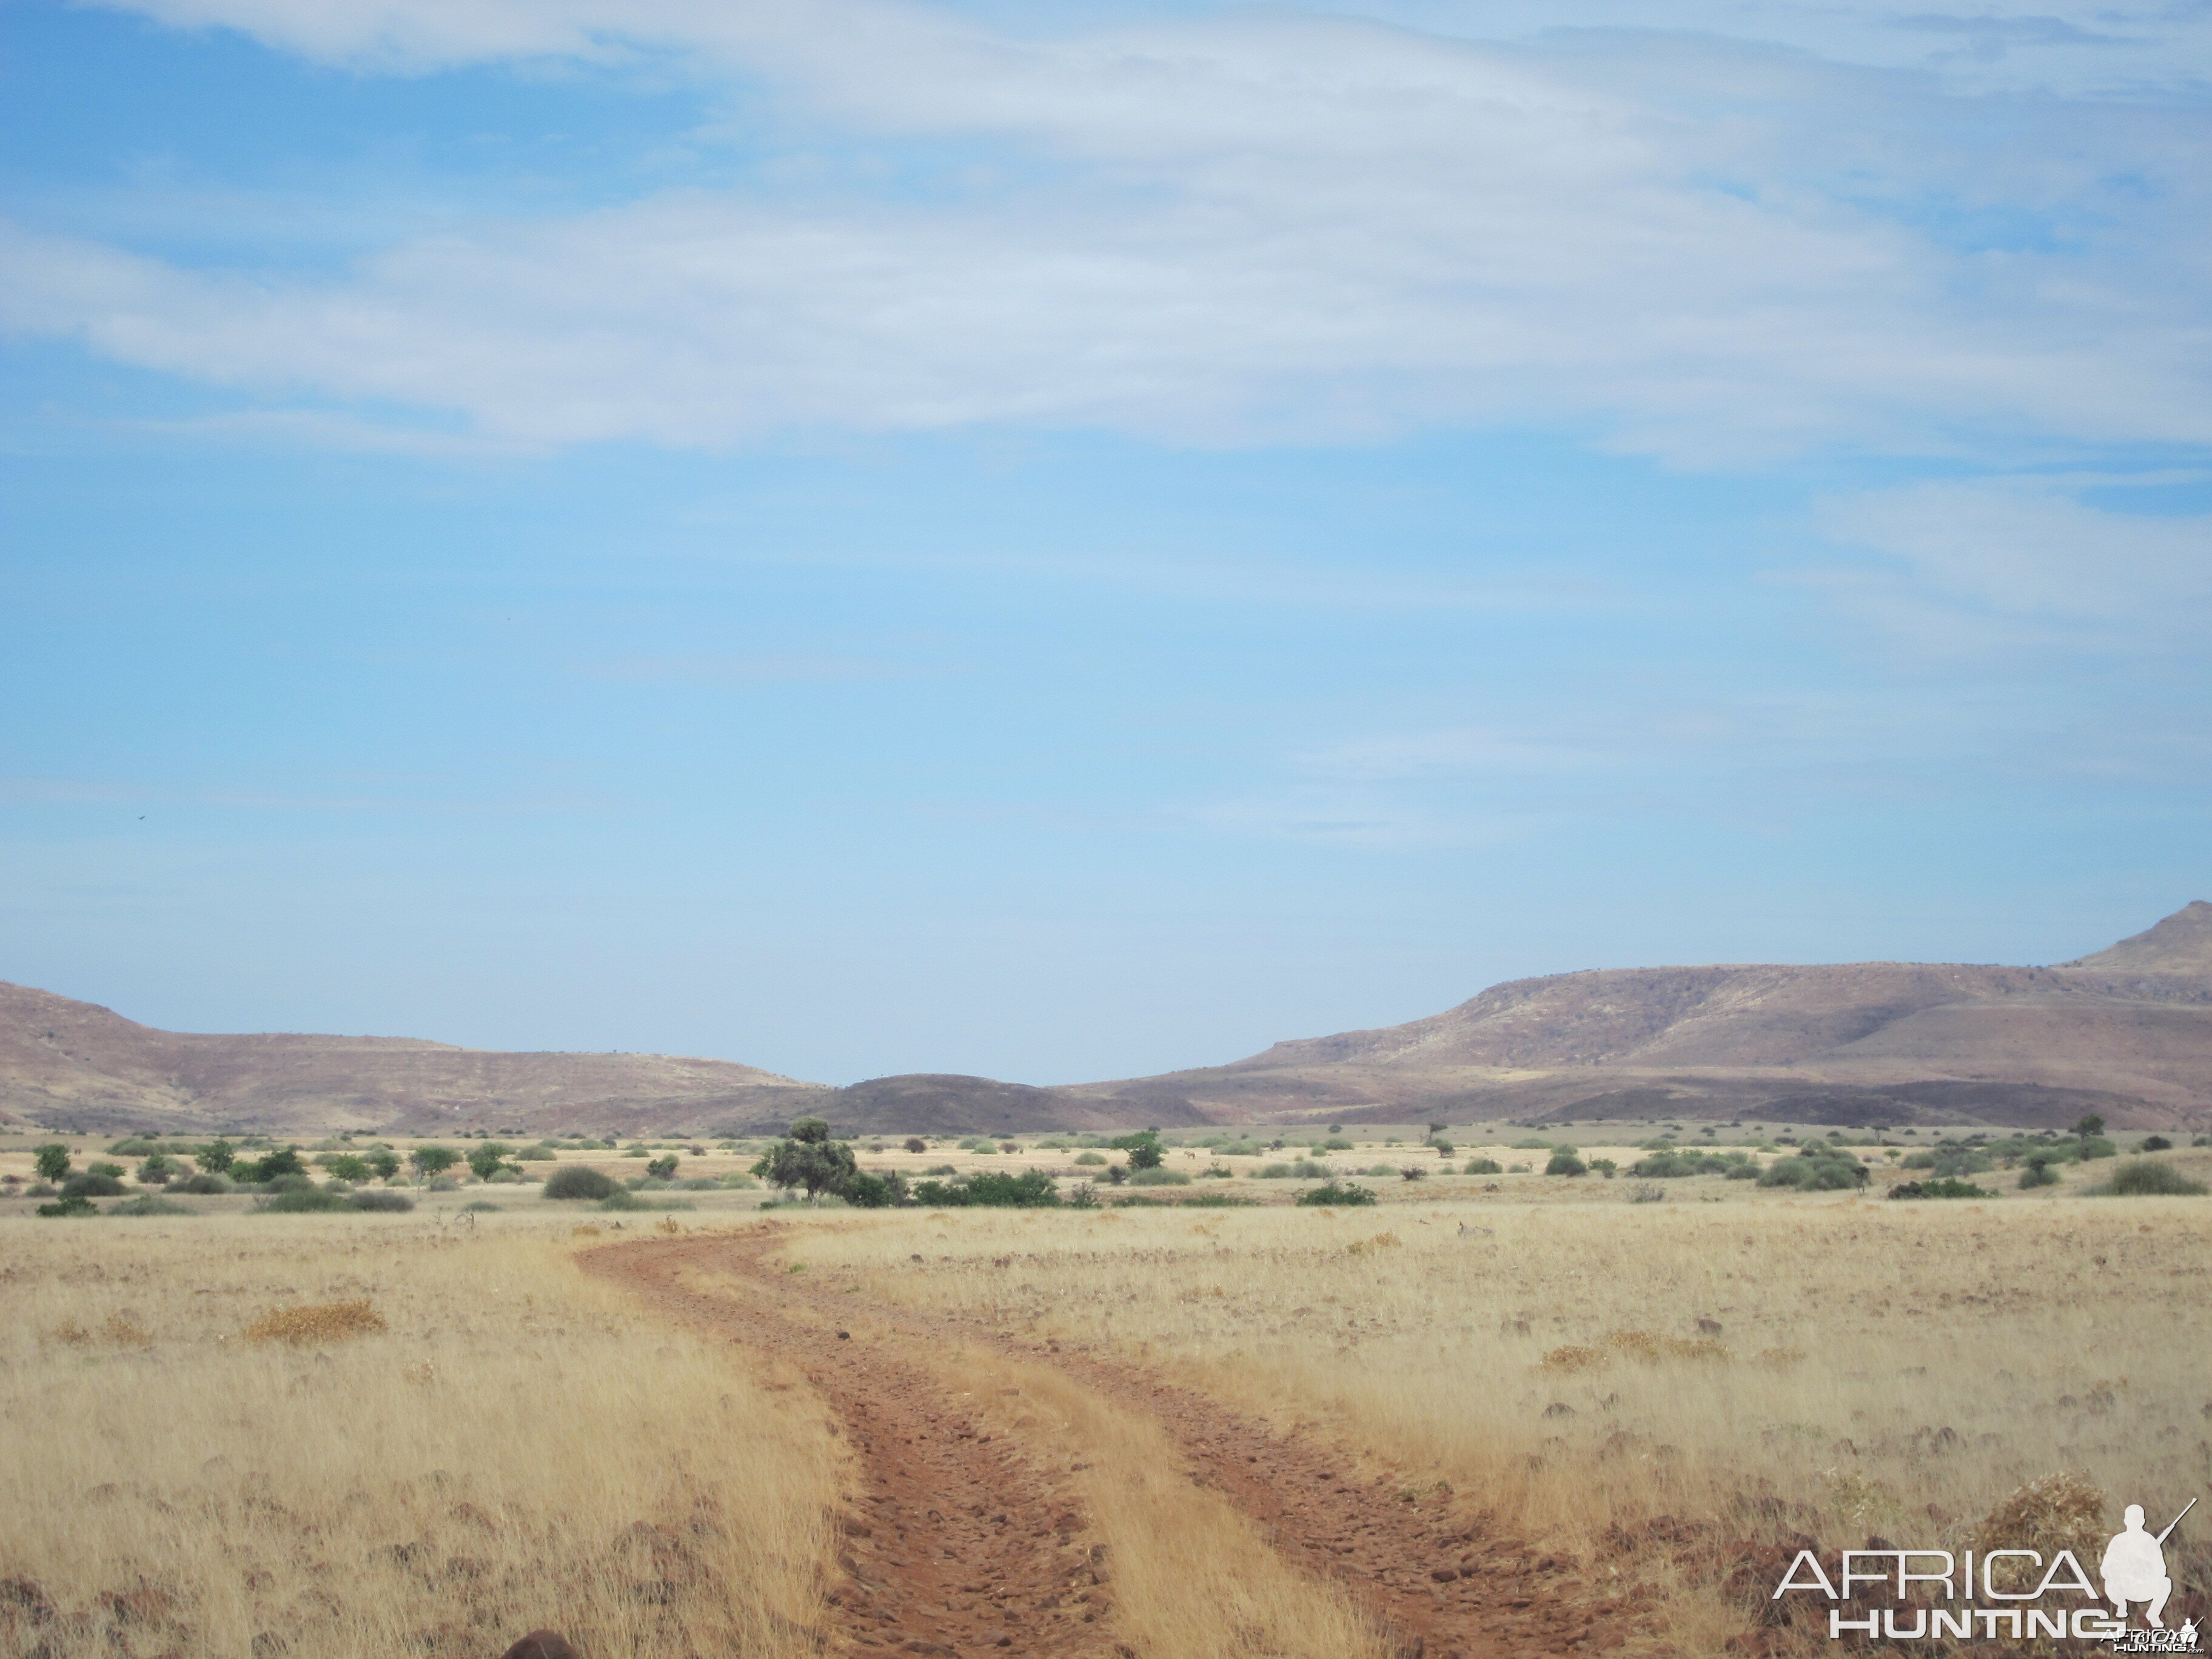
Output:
2 0 2208 1085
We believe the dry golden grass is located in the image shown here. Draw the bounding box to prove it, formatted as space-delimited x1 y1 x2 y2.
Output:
787 1178 2212 1651
0 1215 837 1659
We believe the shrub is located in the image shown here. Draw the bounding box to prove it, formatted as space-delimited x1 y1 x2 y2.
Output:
365 1148 401 1181
2077 1136 2118 1161
2095 1160 2209 1197
2140 1135 2173 1152
409 1145 459 1180
1072 1151 1107 1165
172 1172 233 1195
462 1200 502 1212
1298 1182 1378 1207
86 1161 126 1179
246 1299 386 1345
1544 1152 1587 1178
1758 1147 1868 1189
544 1165 620 1201
1362 1163 1396 1177
135 1154 178 1184
2019 1157 2062 1188
107 1136 161 1156
1199 1163 1235 1179
1463 1158 1503 1175
904 1137 928 1154
465 1142 517 1181
111 1194 193 1216
263 1186 349 1212
598 1189 646 1210
840 1170 908 1208
645 1155 680 1181
911 1169 1062 1208
37 1195 96 1217
1889 1178 1994 1199
1128 1168 1190 1186
516 1143 559 1161
350 1189 415 1212
60 1173 129 1199
1399 1165 1428 1181
321 1153 372 1182
194 1141 236 1175
1510 1138 1552 1151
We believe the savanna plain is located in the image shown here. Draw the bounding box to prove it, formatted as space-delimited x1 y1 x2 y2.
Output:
3 1131 2208 1658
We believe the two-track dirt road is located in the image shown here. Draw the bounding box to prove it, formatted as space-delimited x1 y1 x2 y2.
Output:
584 1226 1638 1659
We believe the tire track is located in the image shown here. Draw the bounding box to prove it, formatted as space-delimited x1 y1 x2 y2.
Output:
586 1228 1631 1659
584 1234 1111 1658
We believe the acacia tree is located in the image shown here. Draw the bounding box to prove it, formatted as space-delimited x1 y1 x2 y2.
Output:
33 1144 71 1182
754 1118 856 1205
195 1141 235 1175
410 1145 459 1185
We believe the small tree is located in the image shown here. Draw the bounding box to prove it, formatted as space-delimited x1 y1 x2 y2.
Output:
195 1141 235 1175
645 1155 680 1181
365 1148 401 1181
2074 1113 2105 1141
466 1142 514 1182
411 1145 459 1185
753 1118 856 1205
324 1152 371 1182
33 1144 72 1183
246 1146 305 1184
903 1137 927 1154
137 1154 178 1185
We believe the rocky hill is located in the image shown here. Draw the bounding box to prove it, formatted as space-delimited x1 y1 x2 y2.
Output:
0 980 825 1136
1073 903 2212 1130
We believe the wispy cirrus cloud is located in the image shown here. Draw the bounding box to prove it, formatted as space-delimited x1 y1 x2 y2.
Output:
4 1 2208 462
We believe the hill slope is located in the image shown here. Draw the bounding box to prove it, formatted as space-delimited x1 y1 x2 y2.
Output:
0 980 824 1136
1074 905 2212 1130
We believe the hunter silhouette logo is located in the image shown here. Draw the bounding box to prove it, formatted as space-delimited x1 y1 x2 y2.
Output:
1771 1495 2199 1649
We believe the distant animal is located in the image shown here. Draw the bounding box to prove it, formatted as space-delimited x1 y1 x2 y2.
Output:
1695 1317 1723 1336
1457 1222 1493 1238
500 1633 578 1659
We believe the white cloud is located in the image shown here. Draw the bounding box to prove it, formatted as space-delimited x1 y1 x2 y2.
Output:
7 1 2209 458
1811 478 2212 656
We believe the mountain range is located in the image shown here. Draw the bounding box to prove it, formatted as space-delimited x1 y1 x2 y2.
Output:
5 902 2208 1136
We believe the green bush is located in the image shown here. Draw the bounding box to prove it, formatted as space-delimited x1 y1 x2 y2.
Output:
1128 1168 1190 1186
1889 1178 1994 1199
1071 1151 1108 1165
194 1141 236 1175
60 1173 129 1198
645 1156 680 1181
135 1154 179 1184
172 1173 233 1195
1463 1158 1503 1175
37 1195 96 1218
263 1187 349 1212
840 1170 907 1208
1757 1147 1868 1190
2019 1157 2062 1188
1298 1182 1378 1207
598 1189 646 1210
543 1165 620 1201
1258 1159 1331 1179
244 1147 307 1184
911 1169 1061 1208
1544 1152 1587 1177
516 1143 560 1161
1510 1138 1552 1151
321 1153 372 1182
350 1190 415 1212
107 1136 161 1156
2095 1161 2209 1197
111 1194 193 1216
462 1200 502 1213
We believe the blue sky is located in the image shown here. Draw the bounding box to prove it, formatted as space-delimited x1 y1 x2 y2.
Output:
2 0 2208 1084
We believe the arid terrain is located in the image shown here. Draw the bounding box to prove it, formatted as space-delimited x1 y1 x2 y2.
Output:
4 1124 2209 1656
7 904 2210 1137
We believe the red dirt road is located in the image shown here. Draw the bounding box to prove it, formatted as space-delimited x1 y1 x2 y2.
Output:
585 1228 1633 1659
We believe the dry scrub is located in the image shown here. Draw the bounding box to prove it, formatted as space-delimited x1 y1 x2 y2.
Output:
788 1188 2212 1651
0 1216 836 1659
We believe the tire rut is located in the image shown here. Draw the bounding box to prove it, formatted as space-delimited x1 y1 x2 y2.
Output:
584 1235 1110 1658
585 1227 1629 1659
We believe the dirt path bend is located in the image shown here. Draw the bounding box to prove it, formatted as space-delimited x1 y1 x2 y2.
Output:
586 1228 1632 1659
